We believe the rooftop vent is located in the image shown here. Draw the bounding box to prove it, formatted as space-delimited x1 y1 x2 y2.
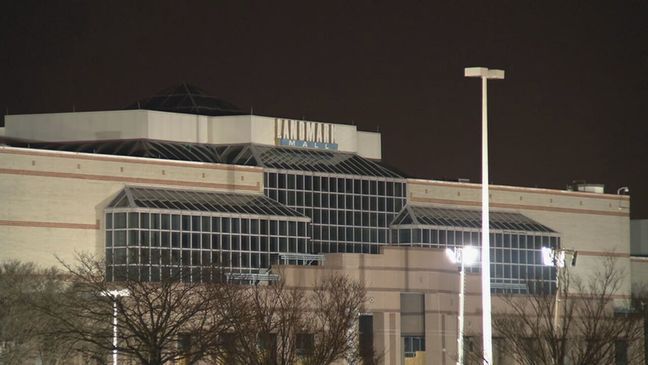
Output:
567 181 605 194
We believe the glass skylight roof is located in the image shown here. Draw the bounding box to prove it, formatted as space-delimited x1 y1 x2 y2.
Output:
391 205 555 232
8 139 403 179
216 144 402 177
11 139 224 163
108 186 308 220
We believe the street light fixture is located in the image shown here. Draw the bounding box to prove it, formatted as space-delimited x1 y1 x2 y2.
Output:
542 247 578 268
446 246 479 365
464 66 504 365
542 247 577 329
100 289 130 365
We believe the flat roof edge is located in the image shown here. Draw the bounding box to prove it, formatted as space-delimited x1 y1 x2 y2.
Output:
407 178 630 201
0 145 263 172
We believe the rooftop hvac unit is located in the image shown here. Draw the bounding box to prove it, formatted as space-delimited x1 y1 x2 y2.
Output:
567 181 605 194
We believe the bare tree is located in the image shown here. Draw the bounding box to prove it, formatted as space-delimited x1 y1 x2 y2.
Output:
220 278 307 365
22 254 369 365
493 257 644 365
0 260 78 365
218 274 369 365
302 275 367 365
632 284 648 365
38 254 246 365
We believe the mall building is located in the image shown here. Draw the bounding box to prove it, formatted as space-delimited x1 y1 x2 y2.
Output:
0 85 643 364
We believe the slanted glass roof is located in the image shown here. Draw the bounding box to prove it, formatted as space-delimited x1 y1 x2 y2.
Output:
391 205 555 232
14 139 224 163
216 144 402 178
7 139 403 178
108 186 308 220
128 83 245 116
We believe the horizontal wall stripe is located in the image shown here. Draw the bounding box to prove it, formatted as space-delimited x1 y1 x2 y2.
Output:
0 146 262 172
286 285 480 296
408 179 630 201
288 284 631 301
410 196 629 217
367 308 474 316
577 250 630 258
280 265 460 274
500 292 633 300
0 168 260 191
411 197 481 207
0 219 99 230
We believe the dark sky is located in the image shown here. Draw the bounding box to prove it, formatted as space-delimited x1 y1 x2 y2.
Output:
2 1 648 217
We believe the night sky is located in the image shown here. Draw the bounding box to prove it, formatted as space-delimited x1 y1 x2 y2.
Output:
2 1 648 217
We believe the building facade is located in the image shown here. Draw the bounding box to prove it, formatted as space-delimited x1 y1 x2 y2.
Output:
0 88 641 364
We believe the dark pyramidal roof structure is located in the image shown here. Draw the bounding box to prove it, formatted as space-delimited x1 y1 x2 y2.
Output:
128 83 245 116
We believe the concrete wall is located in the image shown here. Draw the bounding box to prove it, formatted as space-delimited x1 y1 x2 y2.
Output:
0 146 264 267
357 131 382 160
631 257 648 290
631 219 648 256
6 110 151 142
330 122 358 153
4 111 383 159
6 110 222 144
208 115 254 145
281 243 637 365
146 111 210 143
279 247 482 365
250 115 277 146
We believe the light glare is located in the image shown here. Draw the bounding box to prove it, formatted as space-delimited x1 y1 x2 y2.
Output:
542 247 565 268
445 248 458 263
463 246 479 265
542 247 553 266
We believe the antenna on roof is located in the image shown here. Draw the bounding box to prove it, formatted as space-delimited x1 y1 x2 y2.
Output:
72 104 76 112
137 101 141 109
377 125 380 132
250 106 254 115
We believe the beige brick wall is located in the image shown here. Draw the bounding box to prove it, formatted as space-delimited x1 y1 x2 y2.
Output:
0 146 264 267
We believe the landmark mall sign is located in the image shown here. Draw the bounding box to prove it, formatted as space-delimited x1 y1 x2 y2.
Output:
274 118 339 151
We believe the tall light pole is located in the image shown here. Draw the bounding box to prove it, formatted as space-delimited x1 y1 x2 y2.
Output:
464 66 504 365
100 289 130 365
446 246 479 365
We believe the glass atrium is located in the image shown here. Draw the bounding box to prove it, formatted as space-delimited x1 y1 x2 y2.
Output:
216 144 408 254
390 205 560 294
105 187 310 282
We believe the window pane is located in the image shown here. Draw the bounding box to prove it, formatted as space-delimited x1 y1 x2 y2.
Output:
106 213 113 229
161 214 170 230
151 214 160 229
114 213 127 229
128 213 139 228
